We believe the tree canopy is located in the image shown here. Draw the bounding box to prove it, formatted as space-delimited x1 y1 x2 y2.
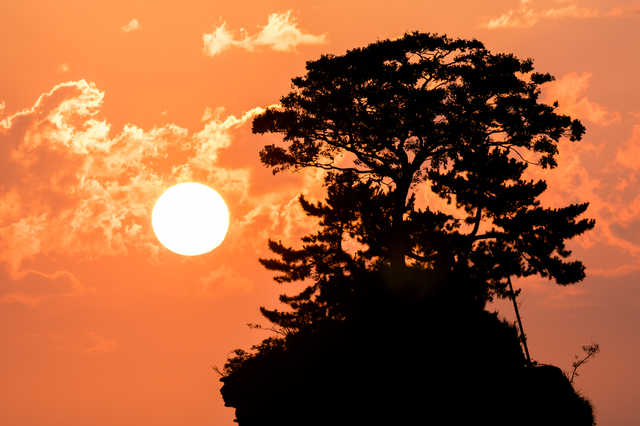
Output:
252 31 594 330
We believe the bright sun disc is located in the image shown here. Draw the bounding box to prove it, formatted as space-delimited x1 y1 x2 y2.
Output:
152 183 229 256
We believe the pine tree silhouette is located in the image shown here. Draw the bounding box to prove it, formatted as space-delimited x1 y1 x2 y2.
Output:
219 32 597 426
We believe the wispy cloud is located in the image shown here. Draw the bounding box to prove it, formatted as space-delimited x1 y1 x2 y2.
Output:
57 63 70 73
482 0 539 28
43 330 119 353
497 71 640 277
250 11 327 51
0 269 94 306
543 71 621 125
198 264 253 297
202 22 239 57
519 276 596 309
482 0 599 29
543 3 600 19
121 19 141 33
616 125 640 171
203 11 327 57
68 331 119 353
606 4 640 17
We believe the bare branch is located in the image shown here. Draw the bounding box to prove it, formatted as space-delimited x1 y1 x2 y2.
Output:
569 342 601 384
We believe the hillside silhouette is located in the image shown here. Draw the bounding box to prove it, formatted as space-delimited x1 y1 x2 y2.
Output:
220 269 594 425
218 31 597 425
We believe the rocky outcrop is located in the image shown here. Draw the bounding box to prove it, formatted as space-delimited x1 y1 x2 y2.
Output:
220 278 595 425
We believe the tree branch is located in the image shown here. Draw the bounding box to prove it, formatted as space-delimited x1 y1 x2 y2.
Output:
406 251 438 262
466 207 482 238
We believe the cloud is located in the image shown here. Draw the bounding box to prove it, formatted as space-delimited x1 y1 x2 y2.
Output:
202 22 239 56
0 81 267 281
0 81 168 273
520 276 595 309
0 80 322 305
589 263 640 277
515 115 640 277
616 125 640 170
121 19 141 33
189 106 265 171
543 72 621 125
47 330 119 353
203 11 327 57
0 269 94 306
490 275 595 312
517 137 613 274
198 264 253 297
72 331 119 353
482 0 539 28
482 0 599 28
542 3 600 19
606 4 640 17
251 10 328 52
57 63 70 73
609 126 640 255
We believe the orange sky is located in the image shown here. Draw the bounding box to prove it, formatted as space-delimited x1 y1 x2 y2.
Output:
1 1 640 425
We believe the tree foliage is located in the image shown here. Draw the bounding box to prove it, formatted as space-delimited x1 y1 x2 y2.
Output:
250 31 594 334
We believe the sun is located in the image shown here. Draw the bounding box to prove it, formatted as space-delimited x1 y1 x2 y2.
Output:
152 182 229 256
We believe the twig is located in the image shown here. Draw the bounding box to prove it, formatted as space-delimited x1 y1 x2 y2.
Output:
247 323 292 337
569 342 600 384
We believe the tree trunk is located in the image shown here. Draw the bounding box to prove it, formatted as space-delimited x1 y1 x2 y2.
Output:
390 216 407 270
389 181 410 271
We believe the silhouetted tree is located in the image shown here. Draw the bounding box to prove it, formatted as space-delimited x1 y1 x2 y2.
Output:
253 31 593 332
219 32 597 425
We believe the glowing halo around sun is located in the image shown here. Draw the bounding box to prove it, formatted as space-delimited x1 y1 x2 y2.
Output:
152 182 229 256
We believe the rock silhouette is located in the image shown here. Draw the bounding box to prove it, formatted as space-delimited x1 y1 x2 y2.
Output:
220 270 595 426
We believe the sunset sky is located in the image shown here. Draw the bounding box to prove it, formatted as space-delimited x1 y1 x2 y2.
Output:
1 0 640 424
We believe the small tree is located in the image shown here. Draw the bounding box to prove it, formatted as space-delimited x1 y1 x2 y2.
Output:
569 342 601 384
